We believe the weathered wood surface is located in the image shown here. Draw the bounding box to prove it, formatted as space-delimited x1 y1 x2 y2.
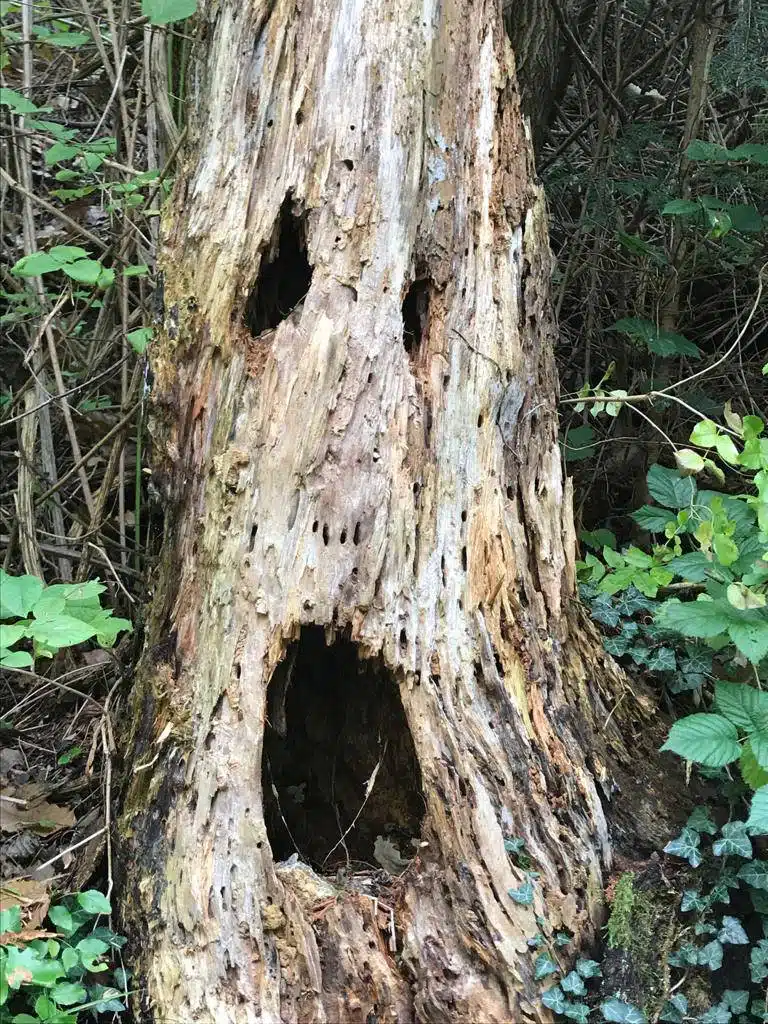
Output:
120 1 684 1021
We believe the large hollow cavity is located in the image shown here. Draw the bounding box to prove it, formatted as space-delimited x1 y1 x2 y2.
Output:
262 626 425 869
244 196 313 336
401 277 430 356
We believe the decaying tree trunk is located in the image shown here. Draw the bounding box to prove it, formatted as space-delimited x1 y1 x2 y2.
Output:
120 1 686 1021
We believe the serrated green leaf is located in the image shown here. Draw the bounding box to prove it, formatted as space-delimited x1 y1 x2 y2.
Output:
660 714 740 768
715 681 768 731
747 787 768 836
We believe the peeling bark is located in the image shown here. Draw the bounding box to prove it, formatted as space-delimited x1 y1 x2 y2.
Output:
119 1 687 1021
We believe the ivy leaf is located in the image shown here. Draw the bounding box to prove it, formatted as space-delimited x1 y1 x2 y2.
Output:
508 880 534 905
565 1004 592 1024
561 971 587 996
712 821 752 858
590 594 621 627
660 715 740 768
668 943 699 967
722 991 748 1014
747 787 768 836
601 997 647 1023
698 939 724 971
687 806 718 834
751 939 768 983
576 959 603 978
664 828 702 867
718 916 748 945
555 931 572 947
737 860 768 890
681 889 708 912
659 994 688 1024
541 986 569 1014
534 953 559 980
696 1004 732 1024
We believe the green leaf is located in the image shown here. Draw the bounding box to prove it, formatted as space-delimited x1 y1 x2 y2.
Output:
11 252 63 277
698 939 723 970
127 327 153 354
660 715 740 768
0 622 28 648
576 959 602 978
565 1004 592 1024
44 141 81 165
44 31 91 47
601 997 646 1023
668 552 712 583
722 991 748 1014
656 597 732 641
750 939 768 983
718 916 748 945
631 506 677 532
561 971 587 996
727 618 768 665
610 318 701 358
60 259 104 285
141 0 197 24
662 199 701 216
0 904 21 933
534 952 559 980
76 890 111 915
0 571 44 617
51 982 87 1006
0 87 43 114
28 615 97 648
715 681 768 731
746 787 768 836
663 827 702 867
47 905 74 935
681 889 707 912
123 264 150 277
508 880 534 905
0 649 34 668
687 806 718 834
716 819 753 860
713 533 739 566
646 465 697 510
737 860 768 890
542 986 569 1014
659 994 688 1024
696 1004 732 1024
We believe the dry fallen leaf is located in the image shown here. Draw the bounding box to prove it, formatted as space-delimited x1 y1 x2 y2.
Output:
1 786 75 835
